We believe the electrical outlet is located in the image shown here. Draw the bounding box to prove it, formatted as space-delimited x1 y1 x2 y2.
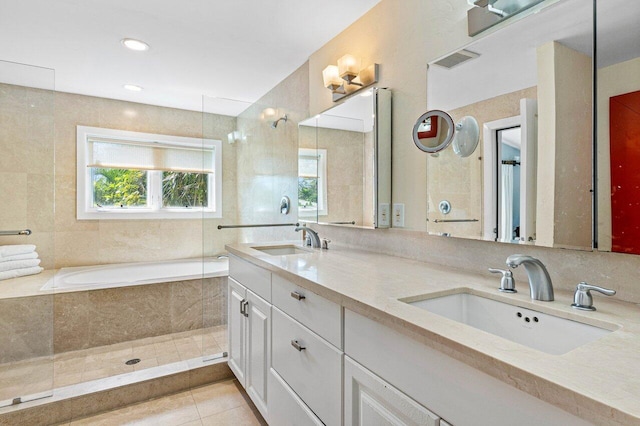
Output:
379 203 390 226
393 203 405 227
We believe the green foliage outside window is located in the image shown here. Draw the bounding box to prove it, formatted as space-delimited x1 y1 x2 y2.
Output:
298 177 318 208
92 168 147 207
162 171 208 208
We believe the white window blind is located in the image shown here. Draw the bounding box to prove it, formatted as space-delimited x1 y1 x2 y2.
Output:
298 153 319 178
87 137 214 173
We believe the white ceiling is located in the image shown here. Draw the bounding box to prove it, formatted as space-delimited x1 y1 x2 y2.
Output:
0 0 381 116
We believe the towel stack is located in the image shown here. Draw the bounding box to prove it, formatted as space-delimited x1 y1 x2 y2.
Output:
0 245 43 281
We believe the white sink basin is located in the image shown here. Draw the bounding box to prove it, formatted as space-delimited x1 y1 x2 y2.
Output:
252 245 311 256
403 292 614 355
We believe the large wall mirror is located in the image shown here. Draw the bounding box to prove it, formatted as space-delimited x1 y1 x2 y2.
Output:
425 0 593 250
596 0 640 255
298 87 391 228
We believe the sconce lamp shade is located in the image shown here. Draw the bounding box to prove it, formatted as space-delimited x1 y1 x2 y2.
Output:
322 65 343 91
338 54 361 82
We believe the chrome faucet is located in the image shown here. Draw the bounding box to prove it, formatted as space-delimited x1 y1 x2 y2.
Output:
506 254 554 301
295 226 321 248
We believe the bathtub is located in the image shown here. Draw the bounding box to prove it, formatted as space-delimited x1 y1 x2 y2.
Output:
41 257 228 292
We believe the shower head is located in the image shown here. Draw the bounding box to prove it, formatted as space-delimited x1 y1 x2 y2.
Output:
271 114 288 129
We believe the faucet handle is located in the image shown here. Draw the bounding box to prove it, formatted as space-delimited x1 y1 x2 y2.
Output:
571 282 616 311
321 238 331 250
488 268 517 293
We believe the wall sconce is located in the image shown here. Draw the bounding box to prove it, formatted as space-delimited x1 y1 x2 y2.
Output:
322 54 379 102
227 130 243 144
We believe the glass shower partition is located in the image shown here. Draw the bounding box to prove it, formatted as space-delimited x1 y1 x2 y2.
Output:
0 60 55 407
201 95 251 360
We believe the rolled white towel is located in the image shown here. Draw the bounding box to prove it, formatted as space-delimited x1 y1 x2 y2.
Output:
0 258 41 272
0 252 39 262
0 244 36 258
0 266 44 281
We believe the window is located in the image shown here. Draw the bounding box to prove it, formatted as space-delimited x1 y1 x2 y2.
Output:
298 148 327 217
77 126 222 220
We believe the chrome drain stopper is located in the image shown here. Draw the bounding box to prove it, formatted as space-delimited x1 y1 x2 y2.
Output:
125 358 141 365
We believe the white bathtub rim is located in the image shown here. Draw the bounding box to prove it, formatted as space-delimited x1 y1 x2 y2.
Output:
41 257 228 293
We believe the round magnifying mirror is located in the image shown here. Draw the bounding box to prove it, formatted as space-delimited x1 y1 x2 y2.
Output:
412 110 455 153
452 116 480 158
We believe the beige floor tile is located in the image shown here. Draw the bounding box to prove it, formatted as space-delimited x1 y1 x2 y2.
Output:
200 405 266 426
191 380 247 419
54 372 83 387
133 358 158 371
156 352 182 365
0 326 228 401
179 420 203 426
131 343 157 359
70 389 200 426
154 340 179 355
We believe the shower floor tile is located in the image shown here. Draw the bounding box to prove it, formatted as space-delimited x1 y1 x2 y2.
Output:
0 325 227 403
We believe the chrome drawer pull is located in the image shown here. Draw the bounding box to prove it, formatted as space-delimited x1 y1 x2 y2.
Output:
291 340 306 351
290 291 306 301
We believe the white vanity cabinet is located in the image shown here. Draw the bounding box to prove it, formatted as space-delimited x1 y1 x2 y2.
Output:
270 274 344 426
344 309 591 426
228 256 272 422
228 253 590 426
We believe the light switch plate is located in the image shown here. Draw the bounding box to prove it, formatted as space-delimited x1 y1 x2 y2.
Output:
379 203 390 226
393 203 405 227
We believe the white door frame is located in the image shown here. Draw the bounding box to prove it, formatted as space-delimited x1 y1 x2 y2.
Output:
482 99 538 243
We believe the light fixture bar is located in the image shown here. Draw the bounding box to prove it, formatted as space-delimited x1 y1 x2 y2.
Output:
331 63 379 102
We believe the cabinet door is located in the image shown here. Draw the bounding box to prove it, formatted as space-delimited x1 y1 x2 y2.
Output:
344 356 440 426
246 289 271 421
268 368 324 426
228 278 247 387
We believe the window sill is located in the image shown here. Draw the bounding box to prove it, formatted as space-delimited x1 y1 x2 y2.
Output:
77 209 222 220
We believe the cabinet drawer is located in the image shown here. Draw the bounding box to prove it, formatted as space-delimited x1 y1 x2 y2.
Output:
268 368 324 426
229 255 271 302
272 307 342 426
344 356 440 426
272 274 342 348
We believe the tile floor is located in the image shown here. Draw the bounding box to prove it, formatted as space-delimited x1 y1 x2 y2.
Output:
0 325 228 404
62 379 266 425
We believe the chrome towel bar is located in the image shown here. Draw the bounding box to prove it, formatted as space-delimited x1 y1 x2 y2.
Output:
217 223 299 230
0 229 32 236
429 219 479 223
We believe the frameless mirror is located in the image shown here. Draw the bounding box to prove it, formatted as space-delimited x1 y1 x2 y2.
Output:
596 0 640 255
412 110 455 154
425 0 593 250
298 87 391 228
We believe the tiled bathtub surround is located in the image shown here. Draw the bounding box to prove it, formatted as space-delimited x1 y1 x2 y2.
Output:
54 277 227 353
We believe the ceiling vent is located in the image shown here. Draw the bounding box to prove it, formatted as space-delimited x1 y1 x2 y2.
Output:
432 49 480 69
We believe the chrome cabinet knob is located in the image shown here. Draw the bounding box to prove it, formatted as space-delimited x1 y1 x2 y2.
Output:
488 268 516 293
571 282 616 311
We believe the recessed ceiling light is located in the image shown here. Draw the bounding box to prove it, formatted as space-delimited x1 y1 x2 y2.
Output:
121 38 150 52
123 84 143 92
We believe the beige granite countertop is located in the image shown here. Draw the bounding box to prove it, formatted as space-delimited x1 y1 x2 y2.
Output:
227 241 640 426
